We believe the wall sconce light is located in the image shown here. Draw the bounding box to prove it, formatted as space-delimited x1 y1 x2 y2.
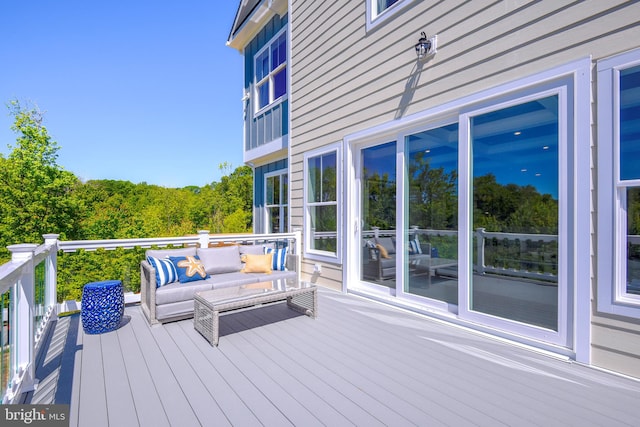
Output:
415 32 436 59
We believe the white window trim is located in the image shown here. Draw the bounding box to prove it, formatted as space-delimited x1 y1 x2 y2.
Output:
597 47 640 318
343 57 591 359
365 0 415 32
264 170 288 233
254 27 288 116
458 87 571 349
303 142 342 263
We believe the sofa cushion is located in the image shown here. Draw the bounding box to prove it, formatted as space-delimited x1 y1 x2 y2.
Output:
239 244 270 256
146 256 178 287
155 280 214 305
264 247 288 271
241 253 273 273
376 237 396 255
376 243 390 259
146 247 196 259
206 272 258 289
168 255 209 283
197 246 242 274
409 239 422 254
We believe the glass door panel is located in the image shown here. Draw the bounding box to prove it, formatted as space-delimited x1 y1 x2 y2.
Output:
405 124 459 304
470 95 559 331
361 142 397 290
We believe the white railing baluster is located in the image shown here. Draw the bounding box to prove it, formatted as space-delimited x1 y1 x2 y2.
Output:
7 244 37 400
476 228 486 275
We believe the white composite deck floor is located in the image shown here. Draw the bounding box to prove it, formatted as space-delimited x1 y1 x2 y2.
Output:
24 287 640 426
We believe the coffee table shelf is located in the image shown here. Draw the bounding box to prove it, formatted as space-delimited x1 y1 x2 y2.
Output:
194 278 317 346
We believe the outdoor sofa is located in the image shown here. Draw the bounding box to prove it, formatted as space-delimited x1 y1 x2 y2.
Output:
140 244 297 325
362 236 433 281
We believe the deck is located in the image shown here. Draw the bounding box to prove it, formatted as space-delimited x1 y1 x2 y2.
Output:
23 287 640 426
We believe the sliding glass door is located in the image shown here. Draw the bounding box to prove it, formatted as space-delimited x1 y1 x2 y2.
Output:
360 142 397 291
469 95 560 331
347 81 573 348
405 124 459 305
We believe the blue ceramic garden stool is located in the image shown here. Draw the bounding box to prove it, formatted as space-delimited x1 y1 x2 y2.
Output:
81 280 124 334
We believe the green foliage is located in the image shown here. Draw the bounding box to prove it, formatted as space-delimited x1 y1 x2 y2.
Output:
473 174 558 234
0 101 82 261
0 101 254 300
57 247 147 301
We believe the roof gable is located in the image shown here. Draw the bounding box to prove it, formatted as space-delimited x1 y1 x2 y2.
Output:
227 0 287 51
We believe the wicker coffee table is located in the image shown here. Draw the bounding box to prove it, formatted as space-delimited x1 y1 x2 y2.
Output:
193 278 317 346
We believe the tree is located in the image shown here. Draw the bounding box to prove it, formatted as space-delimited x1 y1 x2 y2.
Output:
0 100 81 259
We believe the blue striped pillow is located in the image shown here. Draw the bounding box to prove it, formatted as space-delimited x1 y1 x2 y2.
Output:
147 256 178 287
409 239 422 255
264 247 288 271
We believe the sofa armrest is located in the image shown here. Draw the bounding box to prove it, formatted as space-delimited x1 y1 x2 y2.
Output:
140 260 159 324
285 253 299 273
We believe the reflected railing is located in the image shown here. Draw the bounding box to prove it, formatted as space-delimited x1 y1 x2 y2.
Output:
318 227 560 283
0 230 301 404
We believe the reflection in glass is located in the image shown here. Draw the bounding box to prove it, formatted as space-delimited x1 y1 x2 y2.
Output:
361 142 397 288
620 65 640 181
308 152 336 203
405 124 459 303
471 95 559 331
627 188 640 295
309 205 337 252
308 152 337 253
266 173 288 233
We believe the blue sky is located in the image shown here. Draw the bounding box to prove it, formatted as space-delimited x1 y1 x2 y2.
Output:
0 1 244 188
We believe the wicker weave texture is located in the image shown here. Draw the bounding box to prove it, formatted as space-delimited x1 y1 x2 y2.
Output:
194 283 317 346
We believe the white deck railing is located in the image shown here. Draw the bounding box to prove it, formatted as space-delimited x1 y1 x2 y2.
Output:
0 230 301 404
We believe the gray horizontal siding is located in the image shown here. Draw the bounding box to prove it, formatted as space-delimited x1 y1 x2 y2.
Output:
288 0 640 376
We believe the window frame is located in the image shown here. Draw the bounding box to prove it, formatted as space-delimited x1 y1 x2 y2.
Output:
253 27 288 116
303 143 342 263
365 0 415 31
597 48 640 317
264 170 288 234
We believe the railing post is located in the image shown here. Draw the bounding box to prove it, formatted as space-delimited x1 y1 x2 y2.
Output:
293 228 302 278
476 228 486 275
7 243 38 398
43 234 59 313
197 230 210 248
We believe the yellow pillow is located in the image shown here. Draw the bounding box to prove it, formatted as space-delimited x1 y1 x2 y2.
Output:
241 253 273 274
376 243 390 259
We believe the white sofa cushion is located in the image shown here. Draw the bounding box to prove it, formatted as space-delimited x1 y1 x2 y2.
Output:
197 246 243 274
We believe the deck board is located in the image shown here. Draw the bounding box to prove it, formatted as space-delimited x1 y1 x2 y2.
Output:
27 287 640 426
77 333 108 427
127 307 199 427
116 315 170 427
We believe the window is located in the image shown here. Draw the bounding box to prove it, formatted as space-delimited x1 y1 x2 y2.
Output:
366 0 414 30
265 171 288 233
376 0 400 15
304 144 341 261
598 48 640 317
254 29 287 113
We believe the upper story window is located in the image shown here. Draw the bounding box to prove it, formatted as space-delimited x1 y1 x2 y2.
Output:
366 0 414 31
597 48 640 317
304 143 342 262
376 0 400 15
255 29 287 113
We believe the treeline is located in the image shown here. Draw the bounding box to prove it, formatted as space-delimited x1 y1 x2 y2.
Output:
0 101 253 301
